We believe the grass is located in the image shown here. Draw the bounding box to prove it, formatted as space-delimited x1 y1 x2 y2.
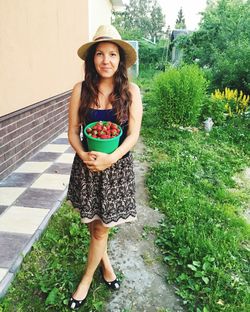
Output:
140 71 250 312
0 202 112 312
133 65 157 92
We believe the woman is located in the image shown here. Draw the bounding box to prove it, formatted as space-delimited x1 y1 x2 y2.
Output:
67 24 143 310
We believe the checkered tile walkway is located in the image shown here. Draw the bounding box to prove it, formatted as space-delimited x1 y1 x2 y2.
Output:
0 132 75 297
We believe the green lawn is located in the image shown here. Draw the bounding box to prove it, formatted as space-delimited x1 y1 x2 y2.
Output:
141 87 250 311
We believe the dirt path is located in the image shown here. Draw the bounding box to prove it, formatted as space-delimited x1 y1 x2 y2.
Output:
105 138 184 312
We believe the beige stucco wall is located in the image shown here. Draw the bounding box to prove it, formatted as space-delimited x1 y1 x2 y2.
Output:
0 0 118 118
0 0 89 117
88 0 113 39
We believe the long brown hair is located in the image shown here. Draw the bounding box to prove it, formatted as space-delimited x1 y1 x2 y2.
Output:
79 42 132 125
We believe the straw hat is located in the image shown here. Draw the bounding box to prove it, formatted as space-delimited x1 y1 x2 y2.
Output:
77 25 137 68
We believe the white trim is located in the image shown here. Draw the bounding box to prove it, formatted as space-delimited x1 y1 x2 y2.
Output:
110 0 124 6
111 0 125 11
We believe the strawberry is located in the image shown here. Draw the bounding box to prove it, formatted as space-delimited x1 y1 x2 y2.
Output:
86 121 120 140
111 129 117 136
111 123 118 129
100 134 109 139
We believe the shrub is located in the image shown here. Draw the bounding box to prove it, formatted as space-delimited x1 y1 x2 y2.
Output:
200 95 227 125
147 64 207 126
138 40 166 69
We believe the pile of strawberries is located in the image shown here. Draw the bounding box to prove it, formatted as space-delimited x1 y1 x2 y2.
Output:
86 121 121 139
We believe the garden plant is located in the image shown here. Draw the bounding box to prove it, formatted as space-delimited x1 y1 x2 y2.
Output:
138 62 250 311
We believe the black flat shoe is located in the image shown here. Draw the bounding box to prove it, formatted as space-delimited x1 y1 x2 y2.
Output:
99 267 120 290
68 296 86 310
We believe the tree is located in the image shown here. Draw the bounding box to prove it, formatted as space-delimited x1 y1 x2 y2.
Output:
177 0 250 93
175 7 186 29
112 0 166 42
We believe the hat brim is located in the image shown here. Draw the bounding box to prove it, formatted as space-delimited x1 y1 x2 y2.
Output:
77 39 137 68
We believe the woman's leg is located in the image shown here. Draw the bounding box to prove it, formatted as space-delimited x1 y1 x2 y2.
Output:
88 223 116 282
72 220 110 300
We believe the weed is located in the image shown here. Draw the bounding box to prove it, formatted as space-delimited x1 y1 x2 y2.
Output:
109 226 119 238
141 252 155 266
141 225 157 240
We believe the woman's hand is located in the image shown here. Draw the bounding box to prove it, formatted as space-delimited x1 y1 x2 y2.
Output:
79 151 96 162
83 151 116 172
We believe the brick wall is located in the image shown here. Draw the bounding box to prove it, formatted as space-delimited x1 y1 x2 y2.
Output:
0 91 71 179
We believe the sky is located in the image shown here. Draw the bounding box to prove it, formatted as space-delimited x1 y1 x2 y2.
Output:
123 0 208 31
157 0 208 30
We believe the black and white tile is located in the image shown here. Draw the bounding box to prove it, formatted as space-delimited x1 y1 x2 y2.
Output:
0 132 74 294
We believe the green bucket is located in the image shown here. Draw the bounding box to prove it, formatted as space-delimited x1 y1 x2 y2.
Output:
83 121 123 154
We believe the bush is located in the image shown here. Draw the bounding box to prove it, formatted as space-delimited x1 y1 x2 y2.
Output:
138 40 166 69
147 64 208 126
200 96 227 126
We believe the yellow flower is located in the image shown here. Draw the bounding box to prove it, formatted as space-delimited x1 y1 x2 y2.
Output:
211 87 249 117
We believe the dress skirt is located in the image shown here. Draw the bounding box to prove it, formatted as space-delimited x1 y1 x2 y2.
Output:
66 152 137 227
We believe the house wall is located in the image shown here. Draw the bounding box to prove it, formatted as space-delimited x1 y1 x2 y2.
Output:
0 0 89 117
0 0 116 179
0 92 70 179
